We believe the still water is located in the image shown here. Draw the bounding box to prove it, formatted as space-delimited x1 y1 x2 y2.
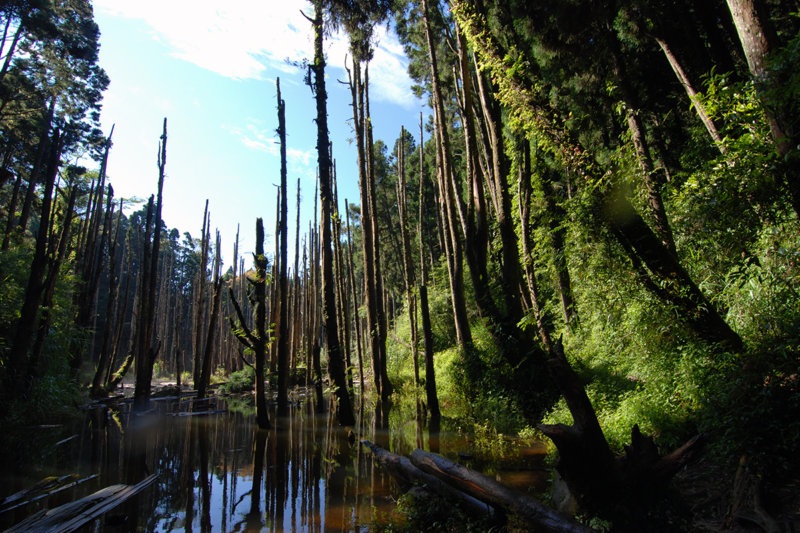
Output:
0 392 549 531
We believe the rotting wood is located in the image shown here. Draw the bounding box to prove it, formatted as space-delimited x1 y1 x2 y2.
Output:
5 474 157 533
360 440 493 519
0 474 99 515
409 449 596 533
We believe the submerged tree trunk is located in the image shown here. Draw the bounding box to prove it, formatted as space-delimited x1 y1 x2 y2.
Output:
276 78 290 416
309 1 355 425
197 232 222 400
231 219 271 429
133 118 168 411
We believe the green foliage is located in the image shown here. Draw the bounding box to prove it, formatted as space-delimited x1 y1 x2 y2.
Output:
218 365 256 394
370 488 500 533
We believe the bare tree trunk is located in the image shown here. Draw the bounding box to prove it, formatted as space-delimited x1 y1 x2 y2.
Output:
418 114 440 422
344 202 365 392
396 127 419 386
193 200 210 386
517 141 552 351
29 170 80 379
423 0 473 349
276 78 290 416
309 1 355 425
197 232 222 400
5 128 61 395
133 118 168 411
726 0 800 214
654 36 726 155
91 200 124 397
231 219 271 428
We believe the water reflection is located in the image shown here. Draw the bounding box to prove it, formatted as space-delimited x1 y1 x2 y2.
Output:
0 394 549 532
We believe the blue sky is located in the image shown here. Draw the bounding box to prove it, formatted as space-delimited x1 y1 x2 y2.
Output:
92 0 427 271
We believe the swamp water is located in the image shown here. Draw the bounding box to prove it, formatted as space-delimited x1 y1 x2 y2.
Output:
0 392 550 531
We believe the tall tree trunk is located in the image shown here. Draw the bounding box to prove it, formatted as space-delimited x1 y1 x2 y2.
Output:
423 0 473 349
309 1 355 425
396 127 419 386
418 114 440 422
348 57 390 399
193 200 210 386
197 232 222 400
726 0 800 214
364 68 393 401
276 78 290 416
5 128 61 395
231 219 271 428
654 36 727 155
133 118 167 411
344 201 365 392
91 200 124 397
29 154 79 379
517 141 552 351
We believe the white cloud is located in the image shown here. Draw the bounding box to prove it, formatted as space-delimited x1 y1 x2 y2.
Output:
224 122 279 155
94 0 419 108
224 122 315 177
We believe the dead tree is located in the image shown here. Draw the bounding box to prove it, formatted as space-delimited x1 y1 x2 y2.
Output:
306 0 355 425
197 231 222 400
276 78 290 416
230 218 271 429
193 200 210 385
133 118 168 411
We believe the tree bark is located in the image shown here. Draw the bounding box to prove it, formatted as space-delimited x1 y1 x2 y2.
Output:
309 1 355 425
133 118 167 411
409 448 596 533
276 78 290 416
726 0 800 215
423 0 473 349
418 114 440 422
5 128 61 394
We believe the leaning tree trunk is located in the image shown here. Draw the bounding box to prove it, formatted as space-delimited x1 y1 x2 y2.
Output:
5 128 61 396
538 340 705 527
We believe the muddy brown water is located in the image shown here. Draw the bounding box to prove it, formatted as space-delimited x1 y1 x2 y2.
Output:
0 392 549 531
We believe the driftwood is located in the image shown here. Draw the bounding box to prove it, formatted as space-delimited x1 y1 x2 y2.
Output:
0 474 98 515
361 440 493 518
409 449 596 533
6 474 157 533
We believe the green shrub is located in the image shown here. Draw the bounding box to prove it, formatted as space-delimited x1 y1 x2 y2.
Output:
218 366 256 394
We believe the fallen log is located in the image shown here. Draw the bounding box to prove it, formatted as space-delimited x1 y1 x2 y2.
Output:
409 449 596 533
5 474 157 533
361 440 493 519
0 474 99 515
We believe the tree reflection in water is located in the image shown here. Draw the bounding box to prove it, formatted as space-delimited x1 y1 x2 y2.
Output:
2 393 548 531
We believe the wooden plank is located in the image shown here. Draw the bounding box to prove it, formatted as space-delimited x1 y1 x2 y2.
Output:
0 474 99 515
5 475 157 533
